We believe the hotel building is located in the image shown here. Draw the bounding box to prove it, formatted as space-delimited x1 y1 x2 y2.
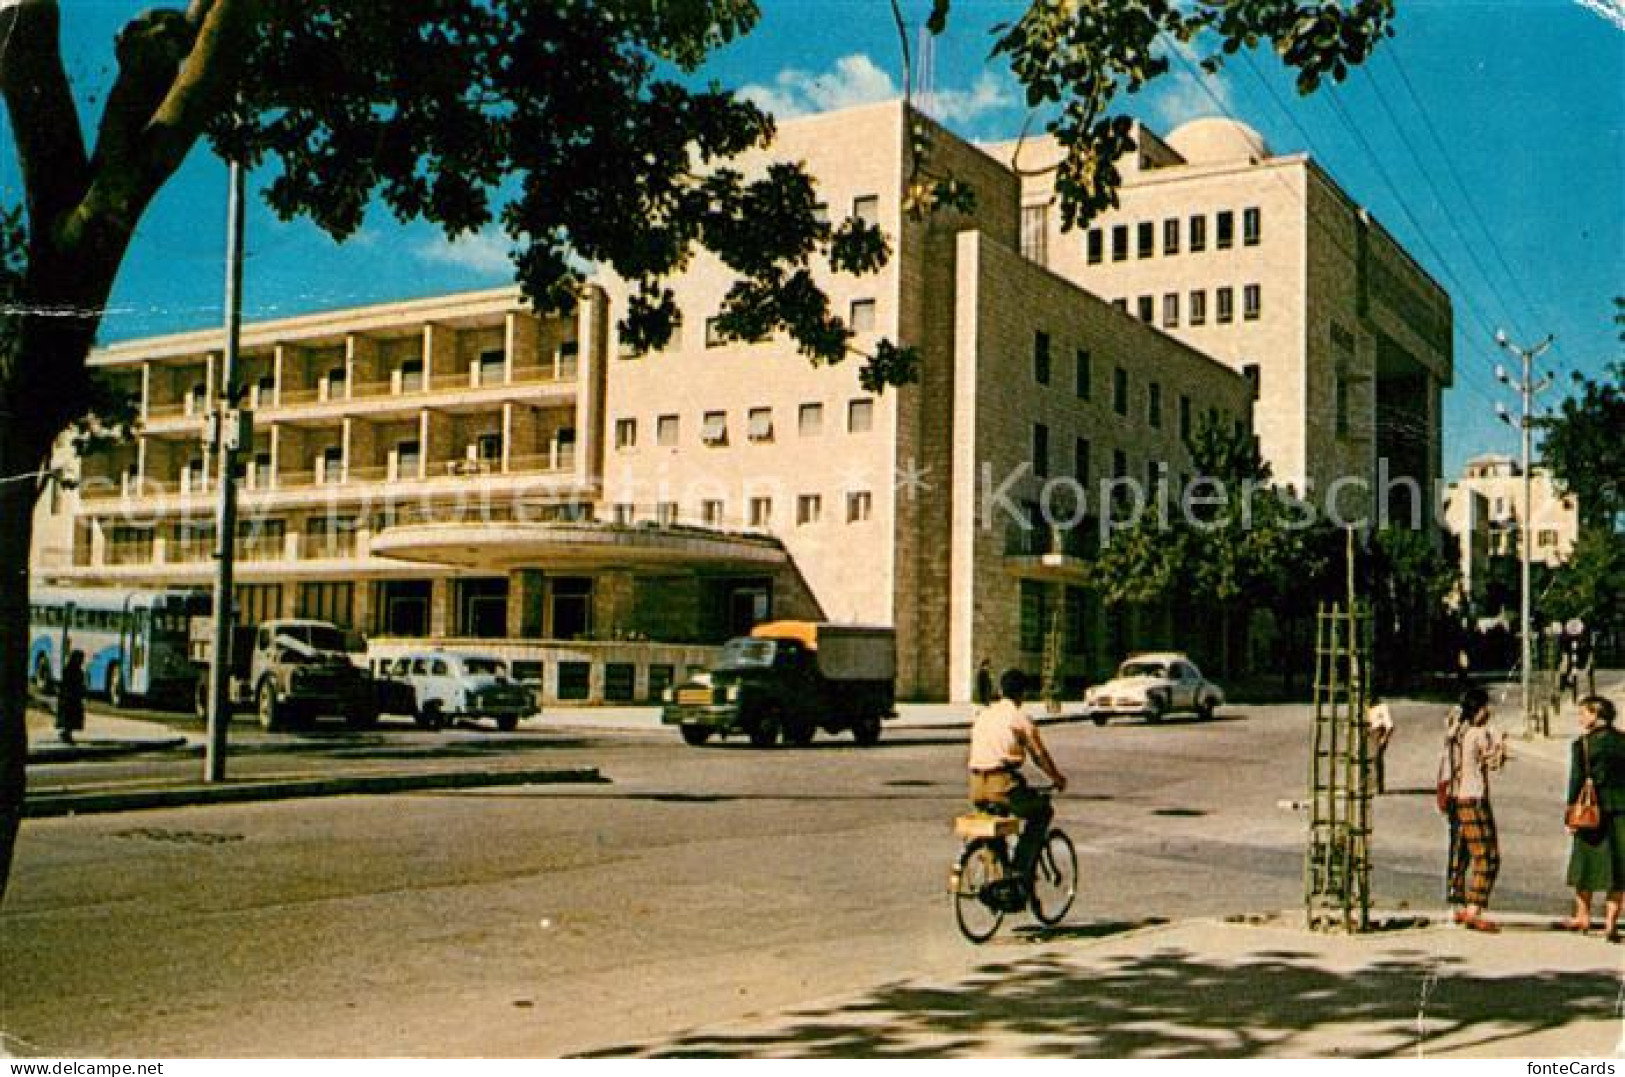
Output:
1443 453 1581 615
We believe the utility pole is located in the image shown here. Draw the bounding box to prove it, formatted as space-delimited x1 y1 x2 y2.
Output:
1494 329 1553 739
205 158 249 782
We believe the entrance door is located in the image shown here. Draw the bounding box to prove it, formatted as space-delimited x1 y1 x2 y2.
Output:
378 580 432 637
457 578 510 639
549 577 592 641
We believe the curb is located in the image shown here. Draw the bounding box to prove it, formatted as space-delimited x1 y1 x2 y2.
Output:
24 766 606 819
27 737 193 764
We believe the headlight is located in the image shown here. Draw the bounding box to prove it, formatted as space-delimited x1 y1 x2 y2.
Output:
661 687 674 703
725 684 742 702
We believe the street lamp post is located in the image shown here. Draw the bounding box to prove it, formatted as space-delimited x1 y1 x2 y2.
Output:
1494 329 1553 739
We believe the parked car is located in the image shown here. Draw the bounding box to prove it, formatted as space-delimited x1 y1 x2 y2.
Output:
383 651 537 731
1081 653 1223 725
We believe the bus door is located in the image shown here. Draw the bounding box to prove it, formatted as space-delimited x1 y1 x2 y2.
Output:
58 602 76 680
126 602 150 696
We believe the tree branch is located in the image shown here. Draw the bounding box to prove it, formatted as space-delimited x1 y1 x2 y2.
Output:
0 0 90 228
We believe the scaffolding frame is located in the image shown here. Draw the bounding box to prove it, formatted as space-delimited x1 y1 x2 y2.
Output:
1305 600 1374 932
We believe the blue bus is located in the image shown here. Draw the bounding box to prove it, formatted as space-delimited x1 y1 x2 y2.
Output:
29 586 210 708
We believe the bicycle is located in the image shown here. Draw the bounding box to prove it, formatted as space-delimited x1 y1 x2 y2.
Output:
949 788 1077 943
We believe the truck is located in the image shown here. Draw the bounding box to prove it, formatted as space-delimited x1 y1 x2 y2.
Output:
661 621 896 748
192 617 380 731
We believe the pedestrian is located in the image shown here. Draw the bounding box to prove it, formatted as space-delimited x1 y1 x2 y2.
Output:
1561 696 1623 942
1366 693 1394 794
1439 687 1506 932
56 650 86 745
974 658 994 707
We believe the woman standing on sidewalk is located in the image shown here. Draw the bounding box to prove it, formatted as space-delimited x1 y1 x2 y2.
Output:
55 650 86 745
1563 696 1623 942
1443 687 1506 932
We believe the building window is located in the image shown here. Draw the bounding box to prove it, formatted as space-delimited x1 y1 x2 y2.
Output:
701 499 725 527
398 359 424 393
325 366 347 400
656 414 679 447
1113 448 1128 479
1021 204 1050 265
1086 228 1104 265
849 298 877 332
796 494 822 525
749 497 773 528
704 317 726 348
478 347 506 386
1113 367 1129 417
1243 206 1261 246
798 402 824 437
701 411 728 445
1032 423 1049 478
747 407 774 442
1216 210 1234 250
655 501 678 527
297 581 355 630
1163 217 1180 255
1189 214 1207 252
846 490 872 523
1179 395 1193 440
852 194 880 226
1111 225 1129 262
1335 370 1351 438
1242 362 1261 400
1019 580 1047 654
1190 289 1207 326
1216 286 1234 324
1137 296 1154 323
1112 298 1129 314
1137 221 1154 259
1033 331 1051 386
1244 284 1262 321
1074 437 1091 483
1538 529 1558 548
1074 350 1092 400
1148 382 1163 429
612 503 634 525
1162 292 1179 328
848 398 874 433
321 445 345 485
614 418 637 450
476 433 503 466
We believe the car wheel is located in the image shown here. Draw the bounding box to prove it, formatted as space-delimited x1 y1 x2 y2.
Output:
417 701 444 730
747 708 781 748
1092 715 1109 727
680 724 712 746
783 714 816 747
1197 699 1216 721
345 704 379 730
851 714 882 746
495 714 519 732
257 678 286 732
1144 701 1165 724
107 664 126 709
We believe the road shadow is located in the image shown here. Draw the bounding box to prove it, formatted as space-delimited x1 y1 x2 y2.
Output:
585 946 1618 1058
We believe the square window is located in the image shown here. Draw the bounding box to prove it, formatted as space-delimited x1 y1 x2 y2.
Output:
1179 395 1193 440
847 398 874 433
798 402 824 437
747 407 774 442
1021 204 1050 265
701 500 725 527
1190 290 1207 326
1244 284 1261 321
1111 225 1129 262
613 502 634 526
1216 210 1235 250
1149 383 1163 429
852 195 880 226
1112 298 1129 313
748 497 772 528
1217 287 1235 324
796 494 822 525
1074 350 1092 400
1113 367 1129 417
1137 221 1154 259
1137 296 1154 323
655 502 678 527
1086 228 1104 265
1189 215 1207 252
614 418 637 450
656 414 679 447
1033 331 1051 386
1163 217 1180 255
846 491 872 523
1074 437 1091 482
1162 293 1179 329
849 298 877 332
1032 423 1049 478
1243 207 1261 246
701 411 728 445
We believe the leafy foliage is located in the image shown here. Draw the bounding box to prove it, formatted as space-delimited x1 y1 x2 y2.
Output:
1544 528 1625 633
1539 340 1623 532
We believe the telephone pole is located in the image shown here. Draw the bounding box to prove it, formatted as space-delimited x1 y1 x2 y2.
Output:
1494 329 1553 738
205 158 249 782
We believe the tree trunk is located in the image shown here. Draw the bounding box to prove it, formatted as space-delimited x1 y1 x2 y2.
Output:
0 444 39 899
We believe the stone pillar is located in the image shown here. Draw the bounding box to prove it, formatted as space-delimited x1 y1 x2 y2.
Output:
430 577 454 638
508 569 547 639
424 323 457 390
422 408 453 478
595 570 634 638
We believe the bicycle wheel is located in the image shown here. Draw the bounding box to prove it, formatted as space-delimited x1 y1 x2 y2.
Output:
1029 829 1078 926
952 842 1006 943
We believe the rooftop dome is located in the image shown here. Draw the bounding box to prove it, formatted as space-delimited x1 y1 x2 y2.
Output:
1165 118 1271 164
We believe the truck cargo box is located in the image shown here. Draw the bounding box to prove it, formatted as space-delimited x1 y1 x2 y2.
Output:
751 621 896 682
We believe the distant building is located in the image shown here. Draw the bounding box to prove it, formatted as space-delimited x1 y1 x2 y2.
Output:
35 102 1252 702
990 118 1454 525
1443 453 1581 613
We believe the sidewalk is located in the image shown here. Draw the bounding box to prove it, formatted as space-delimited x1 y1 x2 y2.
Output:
592 914 1625 1059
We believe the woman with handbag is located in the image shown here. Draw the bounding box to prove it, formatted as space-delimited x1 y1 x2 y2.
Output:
1562 696 1623 942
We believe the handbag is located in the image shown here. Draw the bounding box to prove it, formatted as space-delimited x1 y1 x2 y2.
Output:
1435 778 1453 814
1565 737 1602 831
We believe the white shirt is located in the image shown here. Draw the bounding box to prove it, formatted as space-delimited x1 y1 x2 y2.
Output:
1367 702 1394 734
968 699 1036 772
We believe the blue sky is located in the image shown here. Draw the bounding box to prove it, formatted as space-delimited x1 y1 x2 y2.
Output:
5 0 1622 478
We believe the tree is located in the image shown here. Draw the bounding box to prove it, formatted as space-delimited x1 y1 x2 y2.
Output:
1544 528 1624 638
1540 361 1623 532
0 0 1395 897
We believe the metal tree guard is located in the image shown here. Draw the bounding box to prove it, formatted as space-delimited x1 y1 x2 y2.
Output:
1305 599 1374 932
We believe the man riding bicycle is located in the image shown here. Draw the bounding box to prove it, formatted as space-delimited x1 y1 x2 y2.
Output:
967 669 1068 888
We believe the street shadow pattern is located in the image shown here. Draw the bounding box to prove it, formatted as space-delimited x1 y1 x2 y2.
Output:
588 946 1620 1059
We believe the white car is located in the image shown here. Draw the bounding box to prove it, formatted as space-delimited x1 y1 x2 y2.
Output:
1082 653 1223 725
383 651 537 731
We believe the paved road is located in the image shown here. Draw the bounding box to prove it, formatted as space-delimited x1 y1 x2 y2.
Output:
0 699 1586 1057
